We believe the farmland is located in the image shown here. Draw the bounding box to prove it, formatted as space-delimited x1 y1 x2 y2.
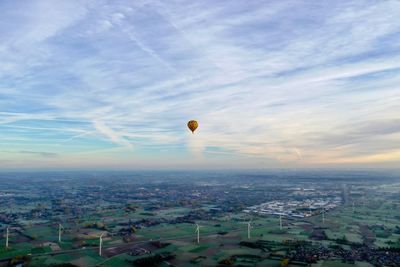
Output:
0 170 400 266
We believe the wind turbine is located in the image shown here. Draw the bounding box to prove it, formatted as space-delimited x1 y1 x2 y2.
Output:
99 232 105 256
247 220 252 239
195 224 201 244
352 202 355 213
58 224 63 243
279 215 283 230
5 227 9 249
322 208 325 223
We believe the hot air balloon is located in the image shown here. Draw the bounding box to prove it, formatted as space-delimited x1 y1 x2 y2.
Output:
187 120 198 134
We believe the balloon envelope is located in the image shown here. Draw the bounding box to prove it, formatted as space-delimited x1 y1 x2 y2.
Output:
187 120 198 133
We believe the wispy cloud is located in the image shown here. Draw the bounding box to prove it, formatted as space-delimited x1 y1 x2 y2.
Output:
18 151 59 158
0 0 399 169
93 120 133 149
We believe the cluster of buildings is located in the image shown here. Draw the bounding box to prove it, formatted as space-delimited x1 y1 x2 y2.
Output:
244 196 342 218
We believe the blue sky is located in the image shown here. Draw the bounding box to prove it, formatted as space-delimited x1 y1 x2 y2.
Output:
0 0 400 170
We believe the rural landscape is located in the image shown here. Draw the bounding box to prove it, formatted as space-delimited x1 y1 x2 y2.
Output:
1 0 400 266
1 170 399 266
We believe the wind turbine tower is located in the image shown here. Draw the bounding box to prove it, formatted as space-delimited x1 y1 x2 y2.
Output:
99 232 105 256
322 209 325 223
58 224 63 243
352 202 355 213
279 215 283 230
247 220 252 239
5 227 9 249
195 224 200 244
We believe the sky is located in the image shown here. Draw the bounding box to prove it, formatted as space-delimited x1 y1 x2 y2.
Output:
0 0 400 170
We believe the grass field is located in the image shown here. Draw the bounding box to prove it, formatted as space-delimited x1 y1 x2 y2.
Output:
2 190 400 267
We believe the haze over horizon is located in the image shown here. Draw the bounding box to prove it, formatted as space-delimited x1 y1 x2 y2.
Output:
1 0 400 170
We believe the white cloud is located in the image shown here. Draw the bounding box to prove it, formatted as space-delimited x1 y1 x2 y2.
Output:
92 120 133 149
0 0 399 168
